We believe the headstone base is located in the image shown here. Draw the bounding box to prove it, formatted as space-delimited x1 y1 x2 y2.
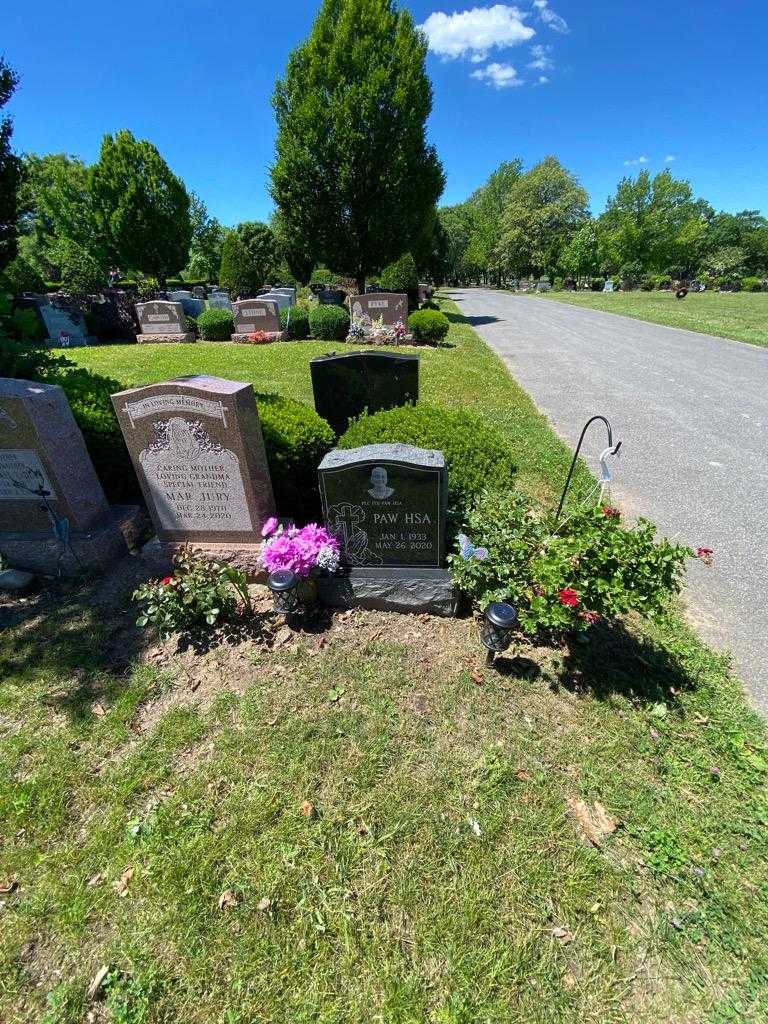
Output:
230 331 286 344
318 567 457 617
0 505 148 578
157 540 267 582
137 332 196 344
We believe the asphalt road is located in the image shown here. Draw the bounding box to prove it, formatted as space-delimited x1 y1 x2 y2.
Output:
448 288 768 713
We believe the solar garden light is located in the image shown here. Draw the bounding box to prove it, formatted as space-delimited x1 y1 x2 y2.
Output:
267 569 301 618
480 602 518 667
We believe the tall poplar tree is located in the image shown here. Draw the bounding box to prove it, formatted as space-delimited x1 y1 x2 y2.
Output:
0 60 23 272
271 0 444 293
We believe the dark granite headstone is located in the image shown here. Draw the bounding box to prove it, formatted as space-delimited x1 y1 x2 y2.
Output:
310 350 418 435
169 290 205 317
350 292 408 326
317 443 456 615
38 300 92 347
111 375 276 577
208 291 232 310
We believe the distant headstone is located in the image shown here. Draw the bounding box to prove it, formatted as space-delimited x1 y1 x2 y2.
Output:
317 443 456 615
169 290 205 318
111 375 276 577
350 293 408 327
208 291 232 310
272 287 296 305
535 281 552 292
38 300 92 348
231 298 282 340
603 281 615 293
318 288 346 306
135 300 195 343
260 291 290 313
310 350 419 436
0 378 144 576
192 286 206 298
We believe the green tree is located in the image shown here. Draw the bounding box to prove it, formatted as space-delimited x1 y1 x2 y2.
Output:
704 210 768 275
219 231 259 296
0 60 23 272
465 159 523 283
701 245 746 282
271 209 315 285
598 169 707 276
185 193 224 281
271 0 444 293
495 156 589 279
438 203 479 285
559 221 599 281
235 221 276 285
90 130 192 287
19 153 107 280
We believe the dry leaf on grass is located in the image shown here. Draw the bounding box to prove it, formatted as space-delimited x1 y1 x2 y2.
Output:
113 867 134 896
257 897 272 912
272 625 294 649
515 769 532 782
87 965 110 1001
217 889 238 911
86 872 104 888
91 703 106 718
567 797 618 846
550 925 574 944
470 669 484 685
300 800 316 818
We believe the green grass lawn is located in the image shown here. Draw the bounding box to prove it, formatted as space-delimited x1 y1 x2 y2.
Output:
1 303 766 1023
536 289 768 347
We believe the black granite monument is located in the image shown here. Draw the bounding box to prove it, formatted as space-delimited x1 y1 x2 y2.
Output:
310 350 419 436
317 443 456 615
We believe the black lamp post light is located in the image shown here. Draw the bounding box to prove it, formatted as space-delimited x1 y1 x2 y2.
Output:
480 602 518 667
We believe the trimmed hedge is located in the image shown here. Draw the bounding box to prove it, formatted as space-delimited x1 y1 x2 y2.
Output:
280 305 310 340
407 309 450 344
309 304 349 340
197 307 234 340
339 402 516 525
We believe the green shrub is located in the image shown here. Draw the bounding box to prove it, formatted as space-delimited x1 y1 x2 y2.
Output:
1 255 46 295
407 309 449 344
450 490 692 634
380 253 419 309
590 278 603 291
258 395 334 520
339 403 515 526
12 307 46 342
185 315 198 337
280 305 310 339
309 304 349 340
640 277 655 291
553 276 564 290
197 307 233 340
57 245 105 295
742 276 764 292
420 298 440 310
656 276 672 290
309 268 337 288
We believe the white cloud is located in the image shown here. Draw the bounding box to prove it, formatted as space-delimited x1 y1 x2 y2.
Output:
665 154 676 162
420 5 535 61
538 75 549 84
528 43 554 70
623 155 649 166
533 0 569 33
471 62 523 88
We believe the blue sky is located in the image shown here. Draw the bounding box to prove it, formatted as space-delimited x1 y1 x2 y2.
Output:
4 1 767 226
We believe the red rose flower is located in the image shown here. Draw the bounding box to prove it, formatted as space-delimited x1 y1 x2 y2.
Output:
558 588 579 607
602 506 620 519
160 576 173 586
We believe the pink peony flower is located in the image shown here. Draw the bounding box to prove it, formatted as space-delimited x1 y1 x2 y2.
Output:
261 517 279 538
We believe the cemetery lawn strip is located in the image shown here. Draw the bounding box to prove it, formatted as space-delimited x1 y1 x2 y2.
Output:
0 309 765 1022
536 289 768 347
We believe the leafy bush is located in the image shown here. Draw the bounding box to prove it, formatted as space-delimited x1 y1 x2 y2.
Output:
450 490 693 634
553 276 564 290
133 548 253 639
407 309 450 344
258 395 335 520
590 278 603 291
640 277 655 291
87 294 138 343
185 315 198 337
280 305 310 339
309 304 349 340
12 307 46 342
56 244 105 295
742 276 764 292
339 403 515 525
380 253 419 309
197 307 234 340
309 268 337 288
0 293 66 379
1 255 46 295
656 276 672 290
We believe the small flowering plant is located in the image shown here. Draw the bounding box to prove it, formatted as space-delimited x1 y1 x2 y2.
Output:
133 547 252 640
259 518 340 578
450 490 701 634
